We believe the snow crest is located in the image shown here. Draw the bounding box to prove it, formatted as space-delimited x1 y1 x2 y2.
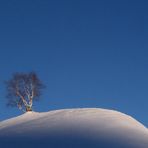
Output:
0 108 148 148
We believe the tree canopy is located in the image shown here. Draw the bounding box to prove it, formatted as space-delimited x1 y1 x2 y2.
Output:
5 72 45 112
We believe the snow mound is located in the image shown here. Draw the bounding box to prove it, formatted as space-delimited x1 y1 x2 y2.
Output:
0 108 148 148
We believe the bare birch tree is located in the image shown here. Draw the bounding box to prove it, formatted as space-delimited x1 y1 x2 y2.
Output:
5 72 45 112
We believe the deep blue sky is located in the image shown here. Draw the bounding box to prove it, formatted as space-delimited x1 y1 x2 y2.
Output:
0 0 148 126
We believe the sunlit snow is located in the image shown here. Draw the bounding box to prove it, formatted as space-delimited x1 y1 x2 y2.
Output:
0 108 148 148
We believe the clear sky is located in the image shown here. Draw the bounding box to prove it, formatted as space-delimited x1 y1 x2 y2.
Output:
0 0 148 126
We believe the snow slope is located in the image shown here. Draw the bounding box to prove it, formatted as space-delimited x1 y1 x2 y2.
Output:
0 108 148 148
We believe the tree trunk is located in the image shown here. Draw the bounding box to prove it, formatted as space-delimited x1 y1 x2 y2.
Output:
26 105 32 112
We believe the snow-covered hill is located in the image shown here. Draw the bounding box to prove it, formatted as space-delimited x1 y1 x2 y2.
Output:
0 108 148 148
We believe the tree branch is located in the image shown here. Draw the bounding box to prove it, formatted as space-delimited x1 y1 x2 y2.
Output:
16 88 28 106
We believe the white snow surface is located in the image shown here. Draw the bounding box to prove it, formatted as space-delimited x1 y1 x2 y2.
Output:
0 108 148 148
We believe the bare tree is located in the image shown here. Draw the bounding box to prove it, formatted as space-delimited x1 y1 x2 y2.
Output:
5 72 45 112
